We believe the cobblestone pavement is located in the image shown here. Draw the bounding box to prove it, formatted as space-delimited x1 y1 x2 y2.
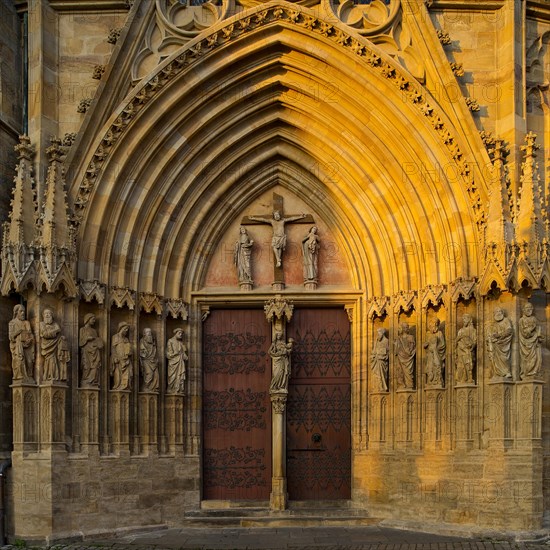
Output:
1 526 549 550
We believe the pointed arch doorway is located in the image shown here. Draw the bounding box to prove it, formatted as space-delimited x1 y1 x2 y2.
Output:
202 304 351 504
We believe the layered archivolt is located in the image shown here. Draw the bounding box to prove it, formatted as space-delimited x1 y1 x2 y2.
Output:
74 5 484 298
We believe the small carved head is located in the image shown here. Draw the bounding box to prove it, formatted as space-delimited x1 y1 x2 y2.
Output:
273 210 281 220
84 313 96 326
462 314 472 326
377 328 385 338
399 322 409 334
118 321 130 335
174 328 184 339
522 303 533 316
493 307 505 321
43 309 54 324
13 304 25 320
143 327 153 341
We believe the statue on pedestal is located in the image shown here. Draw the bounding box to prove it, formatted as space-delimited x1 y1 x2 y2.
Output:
455 314 476 384
519 303 542 379
166 328 187 394
79 313 103 388
234 226 254 286
302 226 320 285
139 328 159 392
8 304 35 382
395 322 416 389
40 308 69 382
486 307 513 379
371 328 389 392
424 318 446 387
269 332 294 393
110 322 133 390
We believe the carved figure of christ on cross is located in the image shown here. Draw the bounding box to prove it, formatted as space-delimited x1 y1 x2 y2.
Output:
241 193 314 284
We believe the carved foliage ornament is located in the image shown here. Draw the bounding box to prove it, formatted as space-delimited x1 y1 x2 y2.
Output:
264 296 294 322
74 4 484 236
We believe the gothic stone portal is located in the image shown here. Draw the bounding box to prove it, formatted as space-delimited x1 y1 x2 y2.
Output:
202 307 351 501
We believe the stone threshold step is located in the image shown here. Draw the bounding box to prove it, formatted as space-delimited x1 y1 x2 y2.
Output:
182 516 380 528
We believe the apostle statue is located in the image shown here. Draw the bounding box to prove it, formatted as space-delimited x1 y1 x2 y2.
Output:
110 322 133 390
166 328 188 394
269 332 294 393
395 322 416 389
371 328 389 392
139 327 160 392
40 308 69 382
79 313 103 388
519 302 543 379
424 318 446 387
455 314 477 384
486 307 513 379
234 226 254 285
302 226 320 284
248 210 306 268
8 304 35 382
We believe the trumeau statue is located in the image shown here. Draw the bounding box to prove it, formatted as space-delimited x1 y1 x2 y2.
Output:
79 313 103 388
455 314 476 384
486 307 513 379
234 226 254 285
302 226 320 284
248 210 306 268
519 302 543 379
371 327 389 392
166 328 187 394
269 332 294 393
424 318 446 387
139 327 160 392
110 322 133 390
8 304 35 383
40 308 69 382
395 322 416 389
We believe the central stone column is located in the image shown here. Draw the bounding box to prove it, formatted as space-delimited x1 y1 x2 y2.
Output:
264 296 294 511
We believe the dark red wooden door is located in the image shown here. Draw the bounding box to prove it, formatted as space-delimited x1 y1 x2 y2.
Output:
202 309 271 500
287 308 351 500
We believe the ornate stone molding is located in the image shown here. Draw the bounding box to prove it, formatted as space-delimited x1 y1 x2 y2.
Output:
450 278 477 303
72 3 485 235
264 296 294 322
80 279 106 304
270 392 288 414
139 292 163 315
393 290 416 313
420 284 446 309
165 298 189 320
367 296 390 319
110 286 136 309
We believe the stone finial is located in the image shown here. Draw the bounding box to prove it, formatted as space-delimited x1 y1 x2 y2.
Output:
0 136 38 296
479 139 516 295
35 137 77 297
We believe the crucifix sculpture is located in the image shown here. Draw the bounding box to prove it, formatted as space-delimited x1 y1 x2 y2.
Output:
241 193 314 289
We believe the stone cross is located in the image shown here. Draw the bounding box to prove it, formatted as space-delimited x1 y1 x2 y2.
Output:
241 193 314 289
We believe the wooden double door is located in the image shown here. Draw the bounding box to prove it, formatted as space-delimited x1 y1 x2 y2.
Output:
202 307 351 501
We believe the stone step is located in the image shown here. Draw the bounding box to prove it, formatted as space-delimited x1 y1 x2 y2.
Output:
183 503 377 528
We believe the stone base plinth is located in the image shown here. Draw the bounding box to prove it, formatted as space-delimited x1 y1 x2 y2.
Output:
270 476 288 511
109 390 131 455
79 387 100 455
139 392 159 455
165 393 184 454
11 381 39 452
39 381 68 451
